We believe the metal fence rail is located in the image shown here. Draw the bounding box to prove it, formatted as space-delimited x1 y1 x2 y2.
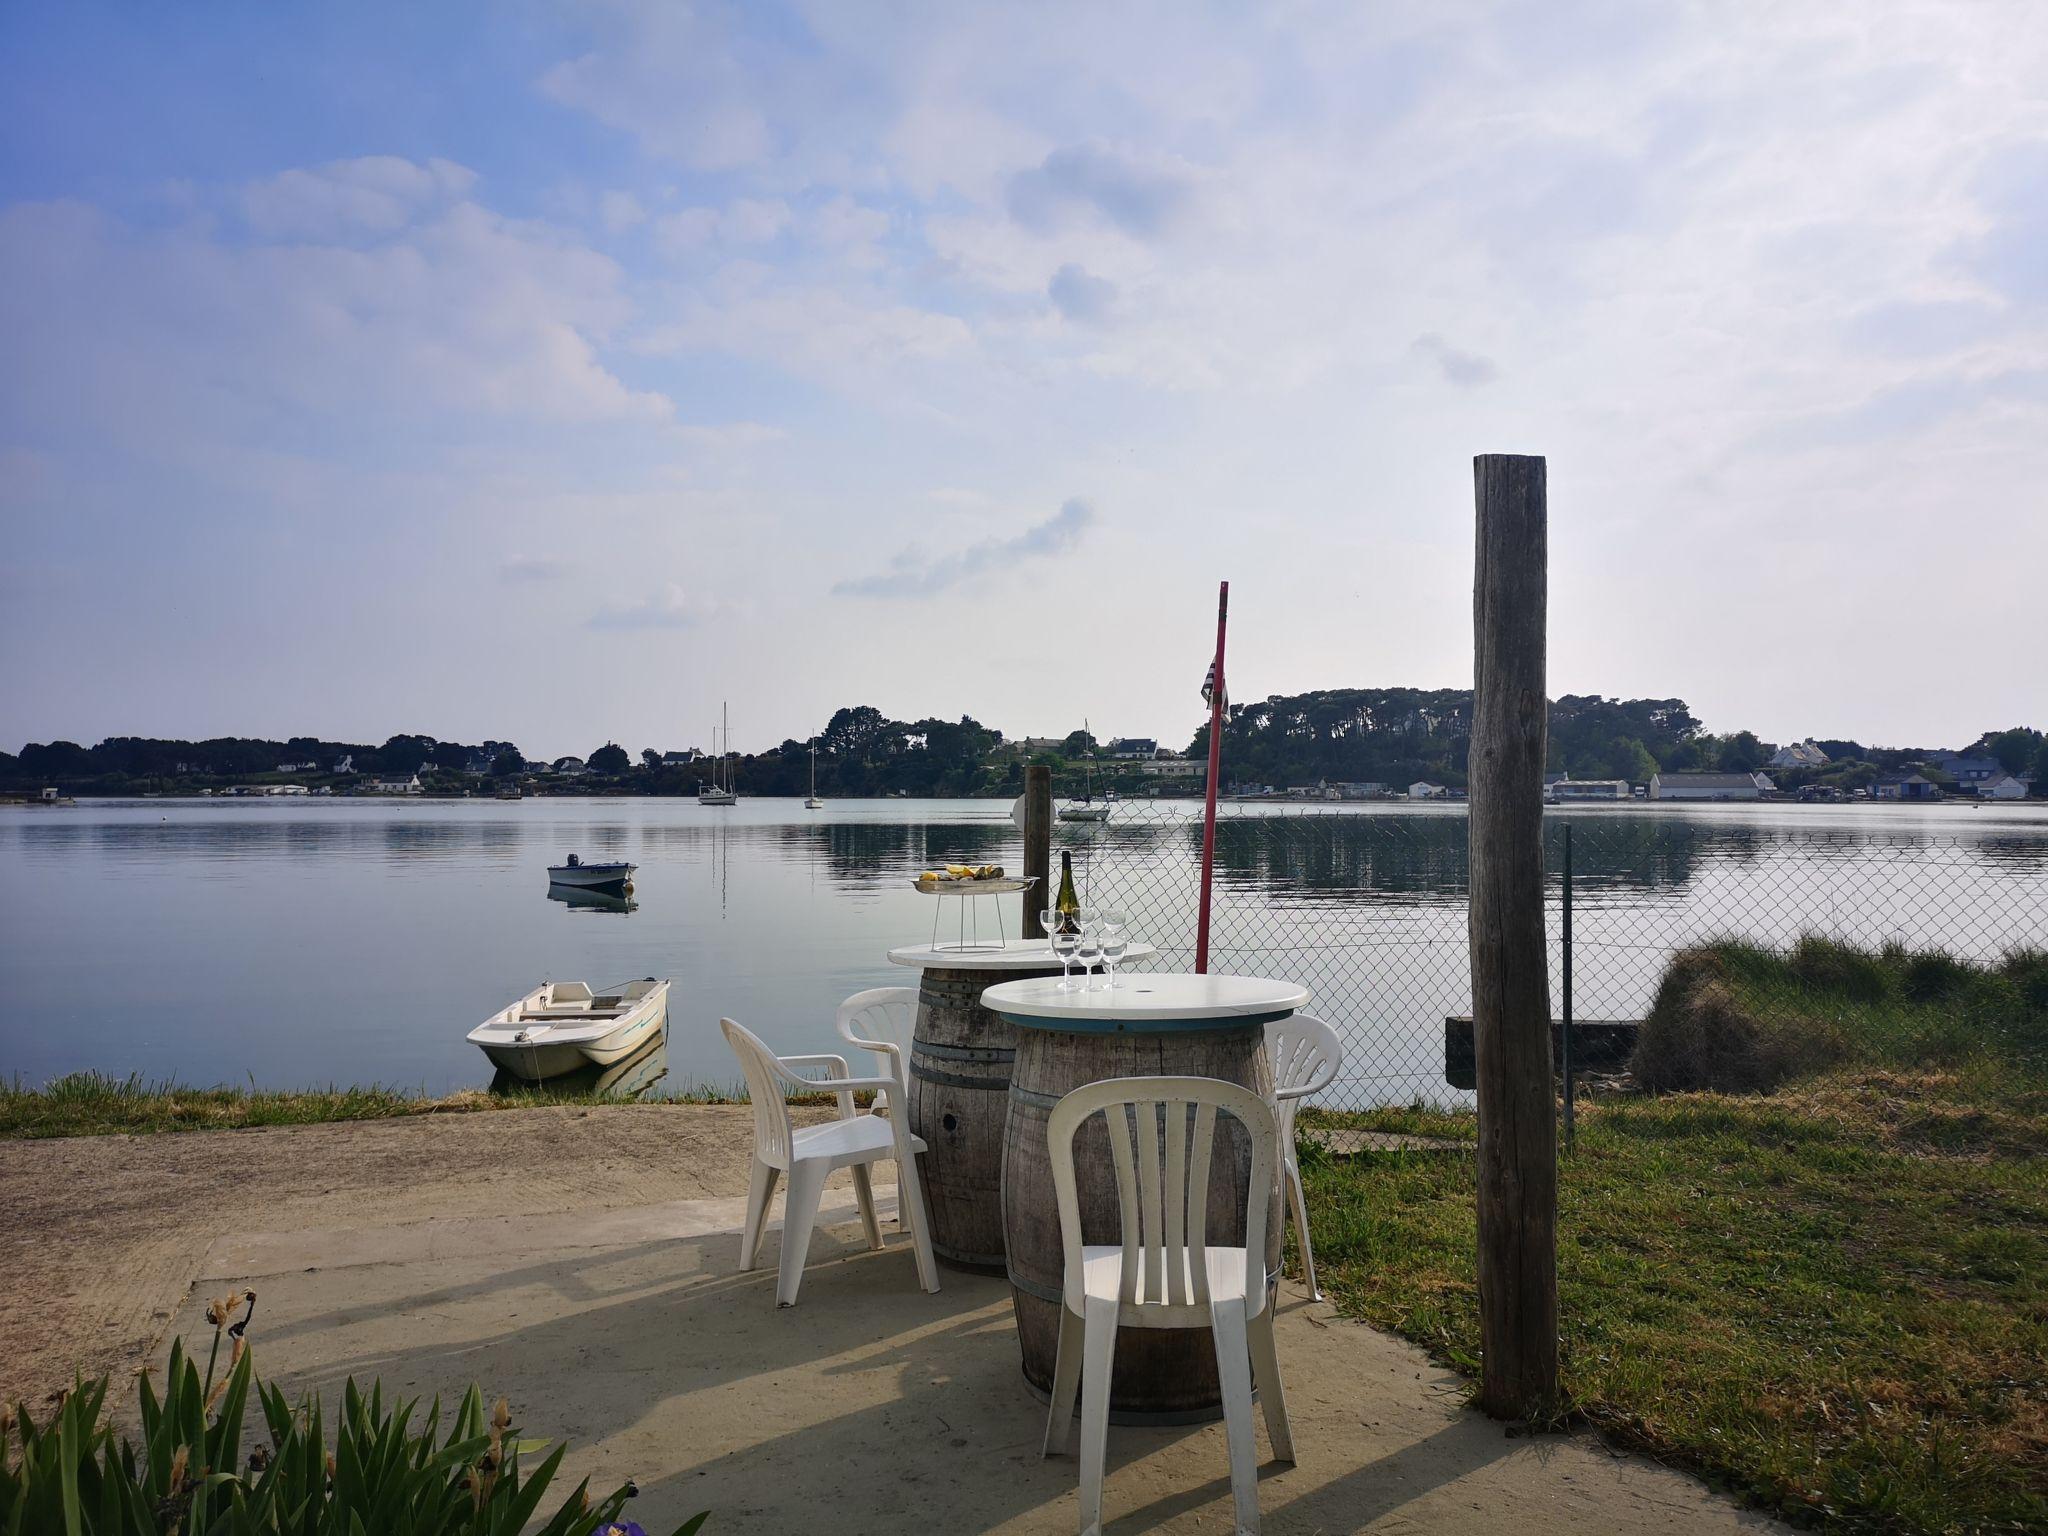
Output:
1069 800 2048 1120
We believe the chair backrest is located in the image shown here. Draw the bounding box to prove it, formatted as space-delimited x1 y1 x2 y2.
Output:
1266 1012 1342 1144
835 986 917 1086
720 1018 796 1169
1047 1075 1275 1314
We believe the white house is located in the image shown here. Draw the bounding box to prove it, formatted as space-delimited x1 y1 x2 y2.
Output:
1649 771 1773 801
1981 774 2029 800
1766 740 1830 770
1135 758 1205 779
370 771 423 795
1408 781 1448 800
332 755 354 774
1108 737 1159 759
552 756 589 777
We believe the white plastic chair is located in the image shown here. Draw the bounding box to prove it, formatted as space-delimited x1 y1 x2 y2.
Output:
835 986 918 1090
1042 1076 1293 1535
1266 1013 1342 1302
720 1017 939 1307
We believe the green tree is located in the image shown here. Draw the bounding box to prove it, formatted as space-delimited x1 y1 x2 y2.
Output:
1716 731 1765 772
491 750 525 778
641 747 662 770
1062 728 1098 757
2032 737 2048 797
588 742 630 775
1977 727 2043 775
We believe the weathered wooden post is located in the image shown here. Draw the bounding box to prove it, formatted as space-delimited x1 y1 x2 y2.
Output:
1022 763 1052 939
1468 452 1559 1421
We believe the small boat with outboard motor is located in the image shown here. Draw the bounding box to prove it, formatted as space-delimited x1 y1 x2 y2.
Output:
546 852 636 892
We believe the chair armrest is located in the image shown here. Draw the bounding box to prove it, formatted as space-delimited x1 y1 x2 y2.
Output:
778 1051 852 1077
1274 1064 1339 1101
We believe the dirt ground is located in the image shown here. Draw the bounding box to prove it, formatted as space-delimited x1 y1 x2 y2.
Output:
11 1105 1787 1533
0 1103 825 1411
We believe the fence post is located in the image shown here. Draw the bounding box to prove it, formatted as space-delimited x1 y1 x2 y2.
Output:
1562 822 1574 1152
1023 764 1052 939
1468 452 1559 1422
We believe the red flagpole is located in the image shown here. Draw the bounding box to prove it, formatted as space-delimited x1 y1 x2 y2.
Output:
1195 581 1229 973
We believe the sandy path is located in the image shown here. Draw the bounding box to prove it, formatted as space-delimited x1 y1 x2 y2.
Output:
0 1104 832 1410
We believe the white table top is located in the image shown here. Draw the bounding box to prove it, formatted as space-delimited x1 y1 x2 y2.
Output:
888 937 1159 971
980 973 1309 1030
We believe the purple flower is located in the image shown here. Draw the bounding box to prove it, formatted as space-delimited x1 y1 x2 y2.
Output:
596 1523 646 1536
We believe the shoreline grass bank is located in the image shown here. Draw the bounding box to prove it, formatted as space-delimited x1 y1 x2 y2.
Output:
0 1070 789 1139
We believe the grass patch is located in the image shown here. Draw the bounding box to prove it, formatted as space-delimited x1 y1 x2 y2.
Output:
0 1070 853 1138
1634 940 2048 1095
1306 1082 2048 1534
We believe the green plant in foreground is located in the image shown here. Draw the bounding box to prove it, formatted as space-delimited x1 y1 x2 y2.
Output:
0 1293 705 1536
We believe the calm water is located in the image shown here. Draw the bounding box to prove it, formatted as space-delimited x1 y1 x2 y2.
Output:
3 797 2046 1103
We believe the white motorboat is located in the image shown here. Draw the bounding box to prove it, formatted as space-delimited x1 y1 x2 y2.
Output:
468 978 670 1081
547 853 636 891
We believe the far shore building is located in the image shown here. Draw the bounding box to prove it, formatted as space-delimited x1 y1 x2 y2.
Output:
1108 737 1159 759
551 757 589 777
1870 772 1940 802
1980 773 2029 800
1925 753 2001 791
1552 779 1632 802
1649 771 1772 801
332 755 354 774
1408 781 1448 800
369 771 423 796
1766 739 1830 770
1135 758 1204 780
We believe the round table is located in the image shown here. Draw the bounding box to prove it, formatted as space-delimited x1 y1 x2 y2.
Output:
886 938 1158 1270
982 974 1310 1423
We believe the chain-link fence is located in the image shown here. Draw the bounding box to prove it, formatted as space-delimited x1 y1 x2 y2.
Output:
1068 800 2048 1125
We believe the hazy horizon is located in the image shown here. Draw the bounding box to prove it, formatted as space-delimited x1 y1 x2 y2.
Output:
5 3 2045 757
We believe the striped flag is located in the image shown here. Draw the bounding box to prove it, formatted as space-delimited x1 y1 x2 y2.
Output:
1201 658 1225 710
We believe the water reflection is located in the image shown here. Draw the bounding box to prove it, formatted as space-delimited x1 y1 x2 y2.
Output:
487 1034 669 1098
547 886 638 916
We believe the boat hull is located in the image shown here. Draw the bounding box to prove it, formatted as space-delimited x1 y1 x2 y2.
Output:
546 862 636 891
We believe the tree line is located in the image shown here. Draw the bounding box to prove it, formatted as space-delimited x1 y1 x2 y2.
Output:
6 694 2044 797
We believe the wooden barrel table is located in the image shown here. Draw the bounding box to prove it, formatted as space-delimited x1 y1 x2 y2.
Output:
886 940 1156 1271
985 973 1309 1424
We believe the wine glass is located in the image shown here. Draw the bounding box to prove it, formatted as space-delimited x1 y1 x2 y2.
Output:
1045 908 1080 989
1039 906 1063 958
1074 907 1102 992
1098 908 1129 989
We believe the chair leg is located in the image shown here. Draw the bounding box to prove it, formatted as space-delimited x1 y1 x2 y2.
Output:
1042 1306 1084 1458
894 1139 941 1293
775 1160 829 1307
1248 1306 1295 1463
1287 1160 1322 1302
1076 1296 1118 1536
1209 1300 1262 1533
741 1160 780 1271
849 1163 884 1250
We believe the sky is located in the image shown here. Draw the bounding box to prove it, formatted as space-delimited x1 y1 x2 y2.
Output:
2 1 2045 762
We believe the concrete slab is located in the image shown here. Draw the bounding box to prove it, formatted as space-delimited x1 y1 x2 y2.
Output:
167 1195 1787 1535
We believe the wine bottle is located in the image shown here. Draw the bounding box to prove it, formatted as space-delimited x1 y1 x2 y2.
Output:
1054 849 1081 934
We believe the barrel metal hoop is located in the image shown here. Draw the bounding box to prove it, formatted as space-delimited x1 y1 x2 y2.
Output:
913 1064 1013 1091
1007 1083 1068 1111
910 1040 1016 1064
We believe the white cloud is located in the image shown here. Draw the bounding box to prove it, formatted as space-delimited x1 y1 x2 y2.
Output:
587 582 713 629
243 156 477 239
835 498 1096 598
500 554 572 582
